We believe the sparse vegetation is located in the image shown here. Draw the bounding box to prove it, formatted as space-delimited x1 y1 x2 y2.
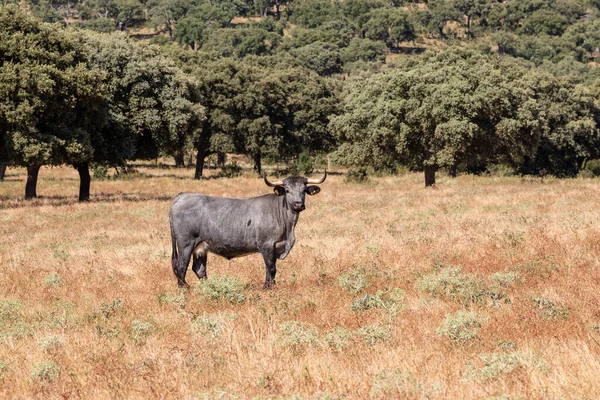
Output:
437 310 484 343
194 275 247 304
1 167 599 397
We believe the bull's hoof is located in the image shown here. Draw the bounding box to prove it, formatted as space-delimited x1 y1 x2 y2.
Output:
263 281 276 289
178 280 191 289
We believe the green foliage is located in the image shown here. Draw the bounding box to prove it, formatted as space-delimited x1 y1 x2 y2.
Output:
489 271 522 289
532 297 571 320
157 289 187 308
0 361 8 379
370 368 420 398
436 310 483 343
356 323 391 346
38 334 64 352
583 159 600 176
289 42 342 76
130 319 155 345
465 352 523 382
44 273 62 287
345 168 368 183
191 312 237 338
415 266 486 305
88 299 125 339
324 327 352 352
30 361 60 384
278 320 320 350
194 275 247 303
351 288 405 316
338 265 370 294
0 299 33 342
217 161 242 178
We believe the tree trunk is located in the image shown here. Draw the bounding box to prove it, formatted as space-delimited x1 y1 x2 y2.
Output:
25 164 40 199
253 152 262 175
449 164 457 178
217 152 226 168
76 162 91 202
0 164 6 181
174 152 185 168
195 145 207 180
424 165 437 187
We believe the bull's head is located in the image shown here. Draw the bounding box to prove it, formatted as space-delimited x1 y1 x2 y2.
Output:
264 171 326 212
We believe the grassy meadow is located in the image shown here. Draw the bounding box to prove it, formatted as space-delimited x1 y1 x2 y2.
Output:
1 164 600 399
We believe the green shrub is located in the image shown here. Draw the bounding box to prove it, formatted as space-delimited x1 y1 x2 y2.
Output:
0 299 33 342
532 297 570 320
370 368 420 398
325 327 352 352
436 310 483 343
338 265 370 294
38 335 63 352
157 290 187 309
217 161 242 178
44 273 62 287
345 168 368 183
191 312 237 338
88 299 125 339
278 321 320 350
130 319 154 345
489 271 522 289
416 266 486 305
464 352 523 382
31 361 60 384
356 323 391 346
194 275 247 304
351 288 405 316
583 159 600 177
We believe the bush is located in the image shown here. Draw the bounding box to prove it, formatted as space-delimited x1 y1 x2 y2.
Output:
191 312 237 338
489 271 522 289
583 159 600 177
325 327 352 352
532 297 570 320
38 335 63 352
217 162 242 178
194 275 247 304
130 319 154 345
416 266 486 305
278 321 320 350
338 265 370 293
157 290 187 309
345 168 368 183
370 368 420 398
356 323 391 346
464 352 523 382
88 299 125 340
0 299 33 342
44 273 62 287
351 288 405 316
31 361 60 384
436 310 483 343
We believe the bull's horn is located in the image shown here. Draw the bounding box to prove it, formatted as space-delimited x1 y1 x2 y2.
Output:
263 173 283 187
306 170 327 184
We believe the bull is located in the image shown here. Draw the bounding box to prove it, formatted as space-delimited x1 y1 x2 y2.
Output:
169 171 326 288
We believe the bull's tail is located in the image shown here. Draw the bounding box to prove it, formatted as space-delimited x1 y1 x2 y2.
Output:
169 210 178 275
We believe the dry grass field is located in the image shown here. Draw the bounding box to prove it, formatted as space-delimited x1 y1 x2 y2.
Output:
1 164 600 399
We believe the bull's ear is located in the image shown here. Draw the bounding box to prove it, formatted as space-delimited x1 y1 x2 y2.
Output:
273 186 285 196
306 185 321 195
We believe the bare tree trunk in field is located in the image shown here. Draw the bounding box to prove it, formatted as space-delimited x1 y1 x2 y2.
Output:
76 162 91 202
195 145 207 180
253 152 261 175
0 164 6 181
174 152 185 168
449 164 457 178
25 164 40 199
424 165 436 187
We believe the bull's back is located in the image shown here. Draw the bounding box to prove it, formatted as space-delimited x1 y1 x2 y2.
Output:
170 193 278 257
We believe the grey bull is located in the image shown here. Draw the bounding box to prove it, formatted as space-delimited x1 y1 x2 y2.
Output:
169 172 327 288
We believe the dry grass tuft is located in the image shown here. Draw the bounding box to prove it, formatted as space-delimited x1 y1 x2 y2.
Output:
1 165 600 398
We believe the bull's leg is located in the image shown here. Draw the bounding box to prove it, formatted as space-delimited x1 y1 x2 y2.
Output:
262 253 277 289
175 243 194 288
192 242 208 279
